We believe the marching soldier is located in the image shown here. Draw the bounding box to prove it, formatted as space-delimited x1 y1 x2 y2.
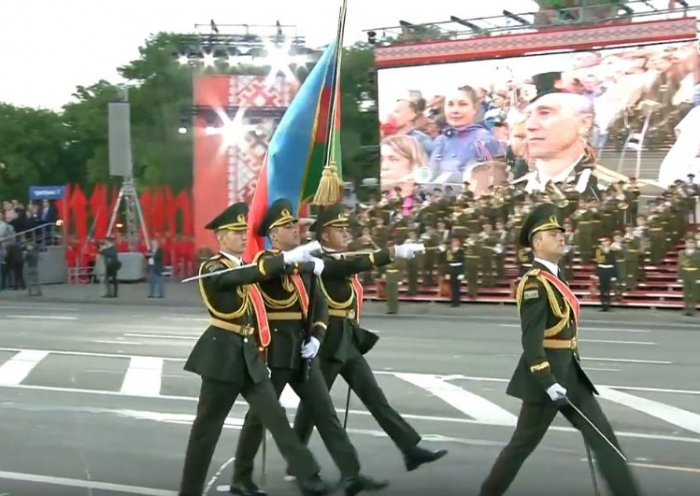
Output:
384 244 401 315
464 232 481 298
178 202 332 496
447 235 465 307
678 236 700 316
230 199 387 496
290 203 447 477
595 237 618 312
478 202 641 496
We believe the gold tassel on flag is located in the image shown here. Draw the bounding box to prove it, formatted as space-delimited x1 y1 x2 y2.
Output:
312 162 344 206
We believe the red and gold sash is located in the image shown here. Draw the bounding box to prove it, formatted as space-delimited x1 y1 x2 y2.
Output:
350 275 364 323
289 274 310 318
248 284 271 348
539 271 580 323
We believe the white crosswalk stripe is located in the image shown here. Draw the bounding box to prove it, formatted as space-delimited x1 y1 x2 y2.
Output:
0 347 698 442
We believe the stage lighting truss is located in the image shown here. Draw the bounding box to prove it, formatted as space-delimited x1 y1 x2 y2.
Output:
175 33 321 83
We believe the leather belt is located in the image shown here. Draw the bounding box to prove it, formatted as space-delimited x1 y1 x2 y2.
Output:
328 308 356 319
211 318 255 336
267 311 303 321
543 337 577 350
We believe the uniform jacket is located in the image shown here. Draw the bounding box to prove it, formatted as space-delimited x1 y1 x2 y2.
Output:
315 248 391 363
506 261 597 403
185 252 286 385
254 249 328 370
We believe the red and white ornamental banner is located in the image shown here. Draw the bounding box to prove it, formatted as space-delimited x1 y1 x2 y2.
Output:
192 75 298 252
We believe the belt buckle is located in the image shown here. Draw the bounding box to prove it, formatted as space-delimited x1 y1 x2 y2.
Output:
243 324 254 336
570 337 577 349
348 309 356 319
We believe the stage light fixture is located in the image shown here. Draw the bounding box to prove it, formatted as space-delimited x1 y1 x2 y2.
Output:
367 30 377 44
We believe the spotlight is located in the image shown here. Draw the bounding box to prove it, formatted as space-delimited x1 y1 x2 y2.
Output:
367 31 376 45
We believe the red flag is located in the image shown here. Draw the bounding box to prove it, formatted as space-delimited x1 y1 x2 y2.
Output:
71 185 88 243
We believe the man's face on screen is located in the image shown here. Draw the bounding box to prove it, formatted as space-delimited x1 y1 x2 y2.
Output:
392 100 416 129
525 94 584 160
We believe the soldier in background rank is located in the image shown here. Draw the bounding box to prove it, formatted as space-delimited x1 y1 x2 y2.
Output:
446 235 465 307
595 237 618 312
478 203 641 496
231 199 386 496
464 232 481 298
291 204 446 477
384 244 401 314
179 202 332 496
678 236 699 316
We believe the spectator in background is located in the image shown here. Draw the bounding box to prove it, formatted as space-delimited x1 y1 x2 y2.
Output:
6 240 24 290
24 241 42 297
391 97 434 156
0 242 5 291
99 237 120 298
146 239 164 299
380 134 429 198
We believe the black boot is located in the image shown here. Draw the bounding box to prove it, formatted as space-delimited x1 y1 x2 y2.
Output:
341 474 389 496
298 474 332 496
229 481 267 496
403 445 448 472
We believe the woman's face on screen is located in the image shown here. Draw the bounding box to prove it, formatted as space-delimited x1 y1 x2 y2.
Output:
380 144 412 185
444 90 477 128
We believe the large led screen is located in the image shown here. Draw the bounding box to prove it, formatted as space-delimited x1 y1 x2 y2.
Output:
377 41 700 196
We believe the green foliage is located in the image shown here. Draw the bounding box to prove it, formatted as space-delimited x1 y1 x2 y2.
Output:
0 32 382 200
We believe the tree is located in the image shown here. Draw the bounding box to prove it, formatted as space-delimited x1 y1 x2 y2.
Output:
0 104 76 200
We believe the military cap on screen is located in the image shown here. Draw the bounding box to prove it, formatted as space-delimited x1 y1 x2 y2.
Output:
529 71 565 103
205 202 248 231
257 198 297 236
518 202 565 247
309 203 349 233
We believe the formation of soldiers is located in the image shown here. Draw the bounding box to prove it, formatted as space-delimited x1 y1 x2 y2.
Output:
178 185 656 496
330 177 699 313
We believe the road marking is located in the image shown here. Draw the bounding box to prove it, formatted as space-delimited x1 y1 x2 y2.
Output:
0 470 176 495
598 387 700 435
497 324 651 334
124 333 196 340
5 314 77 320
0 350 49 386
629 462 700 474
584 367 620 372
582 357 672 365
395 373 517 425
280 386 300 409
120 357 164 396
0 304 79 312
92 340 144 345
580 339 656 346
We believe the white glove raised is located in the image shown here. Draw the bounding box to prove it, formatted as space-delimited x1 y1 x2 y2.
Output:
301 336 320 359
282 241 321 265
546 383 567 402
394 243 426 259
310 257 325 276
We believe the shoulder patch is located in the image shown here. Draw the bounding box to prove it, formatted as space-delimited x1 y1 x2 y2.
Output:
523 288 540 300
203 260 226 273
523 282 539 290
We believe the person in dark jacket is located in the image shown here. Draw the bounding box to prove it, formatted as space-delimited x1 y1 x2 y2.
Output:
24 242 42 296
99 238 120 298
146 239 165 298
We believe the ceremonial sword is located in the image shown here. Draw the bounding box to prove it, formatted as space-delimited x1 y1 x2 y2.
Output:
565 398 627 462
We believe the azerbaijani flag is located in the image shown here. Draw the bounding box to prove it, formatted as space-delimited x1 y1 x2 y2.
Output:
244 39 342 261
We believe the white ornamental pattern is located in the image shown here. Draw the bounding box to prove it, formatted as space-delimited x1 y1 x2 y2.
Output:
226 75 295 204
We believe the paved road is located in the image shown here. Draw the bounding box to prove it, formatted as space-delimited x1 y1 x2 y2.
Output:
1 301 699 495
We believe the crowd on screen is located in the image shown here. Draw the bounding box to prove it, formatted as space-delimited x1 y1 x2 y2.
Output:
379 43 700 196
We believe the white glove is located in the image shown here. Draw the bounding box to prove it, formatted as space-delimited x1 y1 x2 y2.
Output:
301 336 320 359
394 243 426 259
300 240 321 256
310 257 324 276
546 383 567 402
282 242 317 264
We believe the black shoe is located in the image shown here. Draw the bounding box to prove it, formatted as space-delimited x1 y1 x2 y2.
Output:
298 474 332 496
284 466 296 482
229 481 267 496
342 474 389 496
403 446 448 472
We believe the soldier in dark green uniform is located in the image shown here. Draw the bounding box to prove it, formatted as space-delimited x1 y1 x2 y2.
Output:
446 235 465 307
179 202 332 496
478 203 641 496
678 236 699 316
384 244 401 314
231 199 387 496
595 237 618 312
290 203 446 477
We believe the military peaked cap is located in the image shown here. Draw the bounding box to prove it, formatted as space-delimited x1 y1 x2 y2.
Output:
309 203 349 233
529 71 565 103
257 198 297 236
205 202 248 231
518 203 565 247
